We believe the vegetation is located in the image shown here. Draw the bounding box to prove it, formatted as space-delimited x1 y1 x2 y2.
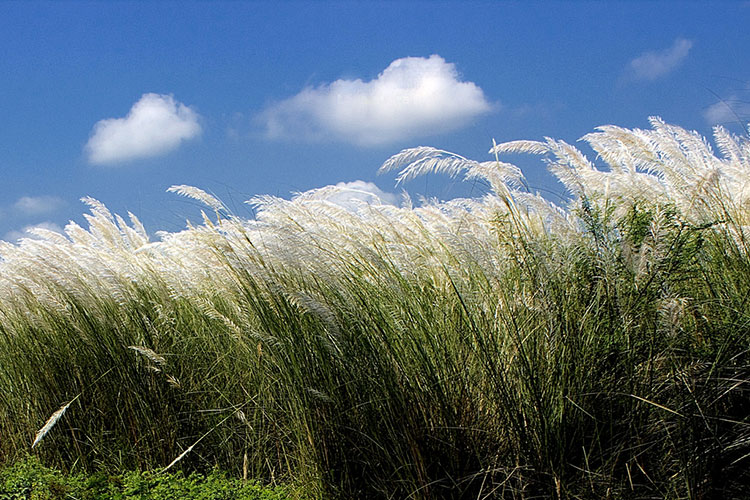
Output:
2 117 750 498
0 455 289 499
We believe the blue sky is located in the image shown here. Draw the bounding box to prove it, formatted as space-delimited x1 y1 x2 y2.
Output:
1 1 749 241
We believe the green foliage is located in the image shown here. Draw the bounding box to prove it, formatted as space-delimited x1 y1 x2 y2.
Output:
0 456 289 500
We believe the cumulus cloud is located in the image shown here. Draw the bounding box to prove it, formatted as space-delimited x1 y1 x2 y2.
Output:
292 180 400 213
327 180 400 208
704 96 750 126
13 195 65 216
257 55 493 146
85 93 201 165
3 221 63 244
626 38 693 82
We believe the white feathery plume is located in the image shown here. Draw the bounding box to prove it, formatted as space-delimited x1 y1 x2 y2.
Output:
379 147 480 186
1 117 750 340
489 140 551 156
128 345 167 366
32 396 79 448
26 227 69 245
128 212 149 241
167 185 226 213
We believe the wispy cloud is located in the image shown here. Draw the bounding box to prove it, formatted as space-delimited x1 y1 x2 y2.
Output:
85 93 201 165
704 96 750 126
13 195 65 216
256 55 493 146
3 221 63 244
626 38 693 82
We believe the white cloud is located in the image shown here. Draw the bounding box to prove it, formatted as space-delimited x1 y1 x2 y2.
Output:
704 96 750 126
3 221 63 244
292 180 400 213
13 195 65 216
257 55 493 146
627 38 693 82
85 93 201 165
328 180 400 208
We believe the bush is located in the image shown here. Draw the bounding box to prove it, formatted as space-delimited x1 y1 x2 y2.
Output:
0 456 290 500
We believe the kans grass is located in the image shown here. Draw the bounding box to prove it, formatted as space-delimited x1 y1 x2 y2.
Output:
2 118 750 498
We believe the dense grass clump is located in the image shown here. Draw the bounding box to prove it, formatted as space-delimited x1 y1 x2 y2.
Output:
2 118 750 498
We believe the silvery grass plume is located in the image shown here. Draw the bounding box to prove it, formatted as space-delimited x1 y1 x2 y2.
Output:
31 395 79 448
0 199 157 321
128 345 167 371
488 117 750 226
1 118 747 314
379 142 575 239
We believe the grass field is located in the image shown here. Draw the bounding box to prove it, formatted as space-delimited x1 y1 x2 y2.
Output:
2 118 750 498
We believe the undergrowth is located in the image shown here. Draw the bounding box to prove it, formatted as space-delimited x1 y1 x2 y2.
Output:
0 455 290 500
